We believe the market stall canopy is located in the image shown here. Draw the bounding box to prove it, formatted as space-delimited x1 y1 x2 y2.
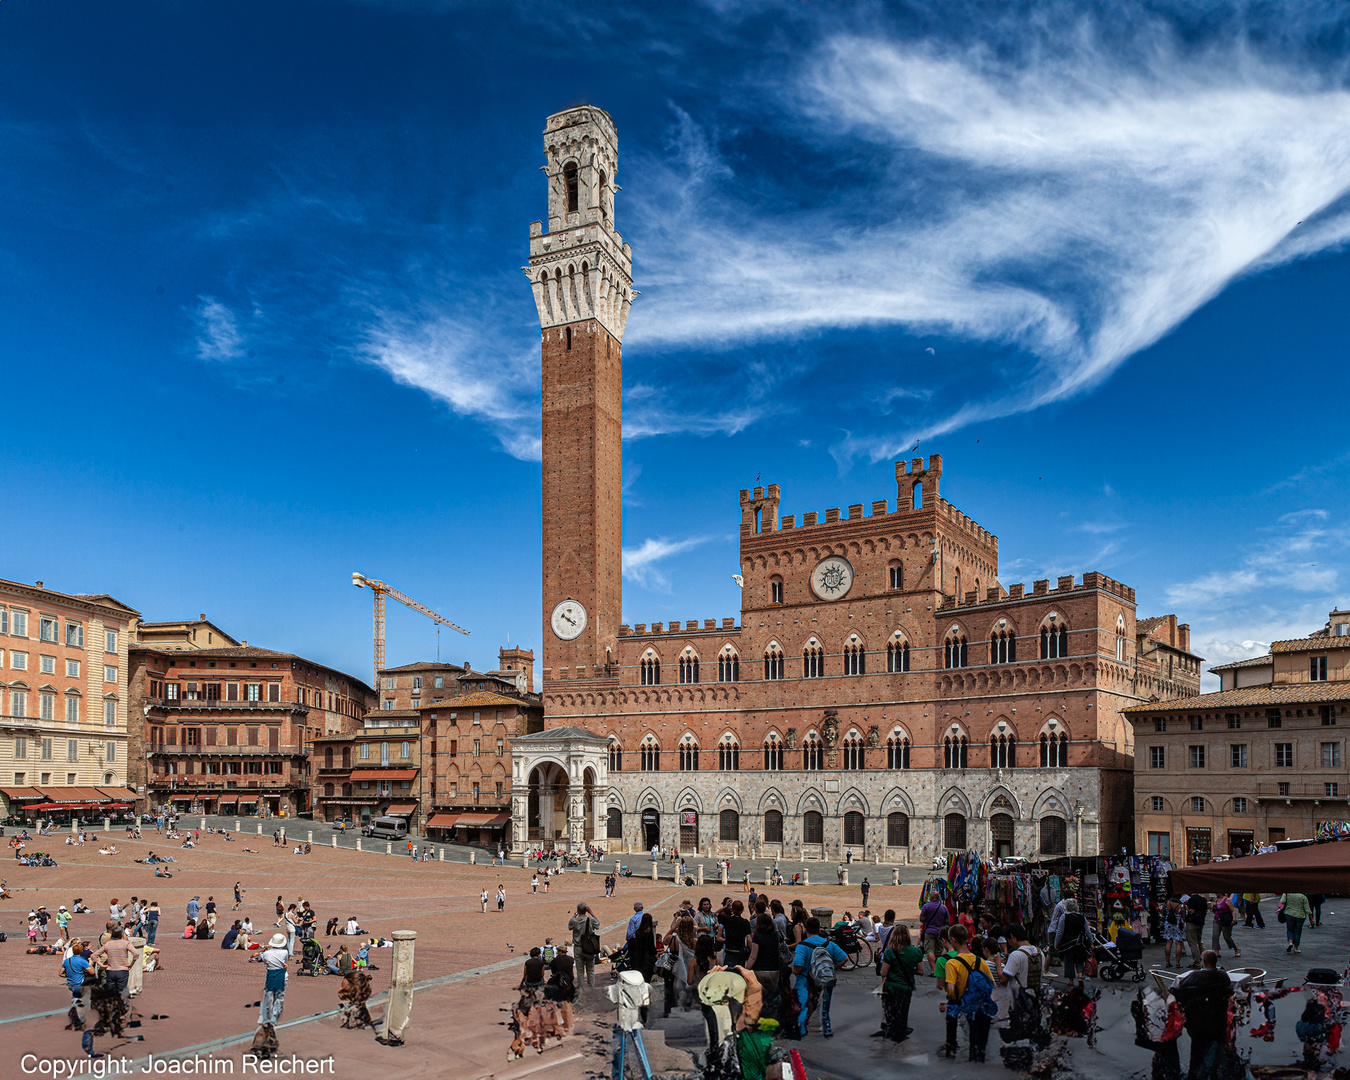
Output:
455 811 510 827
384 803 418 816
96 786 140 801
426 813 460 828
1168 842 1350 895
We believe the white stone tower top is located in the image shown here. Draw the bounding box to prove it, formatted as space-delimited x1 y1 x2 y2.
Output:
525 105 634 342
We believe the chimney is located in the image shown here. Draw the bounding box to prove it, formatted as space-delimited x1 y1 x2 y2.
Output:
200 613 206 621
35 581 43 588
241 640 248 647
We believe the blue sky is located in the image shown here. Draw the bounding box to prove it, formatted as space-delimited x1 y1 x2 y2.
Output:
2 1 1349 691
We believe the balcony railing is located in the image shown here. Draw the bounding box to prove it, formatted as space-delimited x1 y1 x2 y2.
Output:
145 778 296 790
147 744 307 757
1255 782 1350 801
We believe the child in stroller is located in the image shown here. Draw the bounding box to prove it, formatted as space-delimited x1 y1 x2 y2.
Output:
1096 928 1146 982
298 937 325 977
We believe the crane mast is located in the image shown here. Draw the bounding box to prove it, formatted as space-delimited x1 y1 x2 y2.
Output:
352 572 469 689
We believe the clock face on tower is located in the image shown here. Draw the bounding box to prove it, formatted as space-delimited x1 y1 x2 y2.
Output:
550 599 588 640
811 556 855 600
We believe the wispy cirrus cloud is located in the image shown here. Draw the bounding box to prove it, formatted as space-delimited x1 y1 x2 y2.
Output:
623 9 1350 462
193 296 247 362
622 535 715 591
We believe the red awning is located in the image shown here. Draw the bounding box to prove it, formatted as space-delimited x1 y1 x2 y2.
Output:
454 811 511 827
36 787 109 803
1169 841 1350 895
170 795 194 802
384 803 418 816
426 813 460 828
347 769 419 782
96 787 140 801
0 786 45 801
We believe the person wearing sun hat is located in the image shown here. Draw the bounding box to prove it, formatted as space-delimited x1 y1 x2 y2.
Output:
259 932 292 1027
57 905 71 945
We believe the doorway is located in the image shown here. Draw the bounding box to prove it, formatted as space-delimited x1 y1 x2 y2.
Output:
1185 827 1212 865
1227 830 1254 857
991 813 1015 859
642 808 660 850
679 810 698 854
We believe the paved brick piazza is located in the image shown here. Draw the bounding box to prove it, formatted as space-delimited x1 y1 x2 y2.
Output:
0 829 920 1079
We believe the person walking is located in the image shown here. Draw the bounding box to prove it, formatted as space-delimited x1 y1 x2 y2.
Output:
1211 895 1240 958
480 888 489 914
56 905 71 945
944 925 997 1063
1242 892 1264 928
1173 950 1234 1080
1161 897 1186 968
259 933 291 1028
187 894 201 925
63 938 93 1031
878 923 921 1042
1183 893 1208 968
792 916 848 1038
531 874 539 894
497 885 506 911
568 902 601 989
860 877 870 907
1055 900 1089 984
233 881 244 911
92 927 134 1003
1280 891 1310 954
920 893 950 975
1308 893 1324 929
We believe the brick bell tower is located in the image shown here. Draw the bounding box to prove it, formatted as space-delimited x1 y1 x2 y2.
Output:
526 106 633 685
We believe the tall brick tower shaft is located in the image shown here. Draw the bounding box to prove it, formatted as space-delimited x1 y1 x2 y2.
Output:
526 106 633 685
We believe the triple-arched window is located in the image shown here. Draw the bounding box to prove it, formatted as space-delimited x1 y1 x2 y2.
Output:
803 643 825 679
678 655 699 684
802 735 824 771
887 637 911 673
842 732 864 770
763 646 784 681
990 734 1016 769
1040 732 1069 767
887 733 911 769
944 735 968 769
718 649 740 683
639 736 660 772
678 735 699 771
640 655 661 685
945 632 969 668
718 735 740 771
843 642 865 675
608 738 623 772
1040 622 1069 659
763 733 784 771
990 631 1017 664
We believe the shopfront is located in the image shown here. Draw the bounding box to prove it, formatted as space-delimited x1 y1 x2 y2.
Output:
642 808 660 850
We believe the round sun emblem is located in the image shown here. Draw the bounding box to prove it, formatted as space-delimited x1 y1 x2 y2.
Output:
811 556 855 600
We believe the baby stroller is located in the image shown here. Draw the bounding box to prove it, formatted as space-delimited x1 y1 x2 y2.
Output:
298 937 325 977
1097 929 1146 982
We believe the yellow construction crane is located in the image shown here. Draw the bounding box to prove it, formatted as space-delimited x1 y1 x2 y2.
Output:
351 572 469 688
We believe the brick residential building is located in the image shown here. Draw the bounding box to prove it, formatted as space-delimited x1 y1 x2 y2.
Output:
509 105 1200 860
128 644 376 817
0 579 139 820
1127 608 1350 863
312 716 423 827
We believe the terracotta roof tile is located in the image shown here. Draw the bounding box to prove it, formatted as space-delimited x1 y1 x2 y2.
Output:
1271 635 1350 654
1208 655 1273 672
1123 681 1350 713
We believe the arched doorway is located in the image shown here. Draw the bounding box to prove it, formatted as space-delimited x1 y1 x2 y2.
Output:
641 808 660 850
680 809 699 853
527 762 569 847
991 813 1015 859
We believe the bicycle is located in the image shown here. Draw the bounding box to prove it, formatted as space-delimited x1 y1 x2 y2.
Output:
833 927 874 970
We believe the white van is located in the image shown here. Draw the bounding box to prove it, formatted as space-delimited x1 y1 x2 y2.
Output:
362 816 409 840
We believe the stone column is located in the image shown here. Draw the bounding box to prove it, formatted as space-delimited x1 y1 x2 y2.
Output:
331 836 337 848
511 791 529 855
380 930 417 1046
697 864 704 885
892 868 899 885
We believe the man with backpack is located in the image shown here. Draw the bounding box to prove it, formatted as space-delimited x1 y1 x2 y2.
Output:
791 917 849 1038
920 894 950 975
568 902 601 988
943 925 997 1062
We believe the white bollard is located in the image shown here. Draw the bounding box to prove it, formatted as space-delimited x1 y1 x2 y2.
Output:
332 836 337 848
585 861 591 874
720 867 728 886
307 831 313 844
257 824 263 835
386 841 392 855
356 839 362 852
201 817 207 830
803 869 809 886
892 867 900 886
652 861 658 881
841 869 849 887
383 930 417 1044
439 849 444 862
697 864 704 885
235 820 241 832
103 818 111 830
765 869 772 887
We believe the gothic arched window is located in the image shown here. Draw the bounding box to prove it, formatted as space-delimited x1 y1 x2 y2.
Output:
763 809 783 843
608 739 623 772
802 735 824 771
564 162 578 213
887 637 911 673
803 810 824 844
1040 732 1069 768
1040 816 1067 855
763 733 784 771
718 649 740 683
842 732 864 770
719 809 740 841
678 736 699 771
640 655 661 686
763 646 784 681
1040 620 1069 659
803 643 825 679
943 735 968 769
843 642 866 675
944 631 968 669
639 737 660 772
887 733 910 769
944 813 967 850
990 734 1016 769
718 735 740 771
678 655 699 684
990 631 1017 664
1116 616 1126 662
843 811 865 846
887 812 910 846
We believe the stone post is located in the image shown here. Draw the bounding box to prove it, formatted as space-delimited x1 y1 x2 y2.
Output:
765 869 772 887
803 869 809 886
697 864 704 885
841 869 849 887
651 861 658 881
585 861 591 874
386 841 393 855
720 867 728 886
235 820 241 832
892 868 899 886
201 817 207 830
257 824 263 835
307 831 313 844
331 836 337 848
469 851 475 865
381 930 417 1046
356 839 362 852
439 849 444 862
103 817 111 830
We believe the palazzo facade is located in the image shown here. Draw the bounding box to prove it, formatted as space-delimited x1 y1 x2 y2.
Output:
511 105 1199 861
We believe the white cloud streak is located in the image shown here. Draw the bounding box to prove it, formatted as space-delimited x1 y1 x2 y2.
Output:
624 23 1350 461
193 297 246 362
622 535 714 590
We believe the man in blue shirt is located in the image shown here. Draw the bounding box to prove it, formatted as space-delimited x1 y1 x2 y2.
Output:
63 940 93 1031
187 895 201 923
791 917 849 1038
626 902 644 941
